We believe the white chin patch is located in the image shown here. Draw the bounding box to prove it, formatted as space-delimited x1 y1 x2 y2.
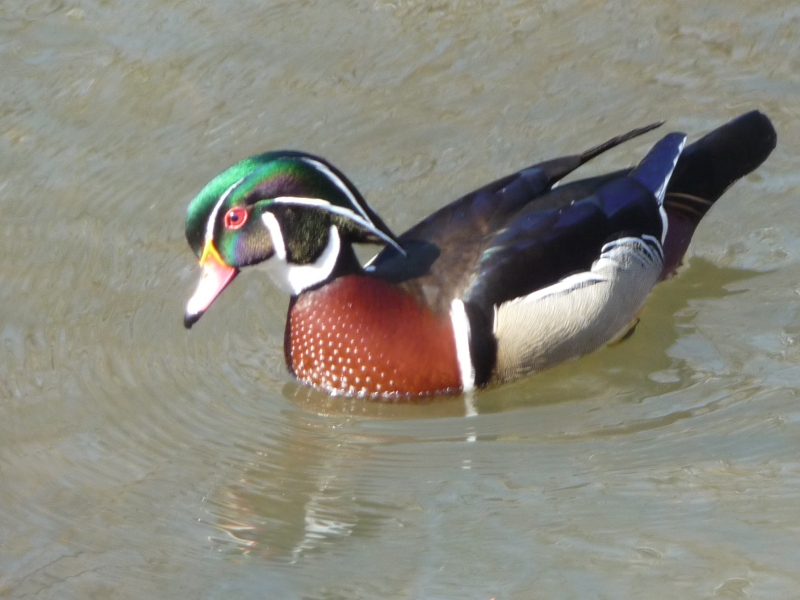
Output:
260 214 341 295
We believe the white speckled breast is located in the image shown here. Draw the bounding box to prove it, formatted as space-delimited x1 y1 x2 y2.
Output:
287 275 462 397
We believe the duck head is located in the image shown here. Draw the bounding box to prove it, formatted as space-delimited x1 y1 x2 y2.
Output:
184 151 402 328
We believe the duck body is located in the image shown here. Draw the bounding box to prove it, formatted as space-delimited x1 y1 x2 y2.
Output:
184 111 776 398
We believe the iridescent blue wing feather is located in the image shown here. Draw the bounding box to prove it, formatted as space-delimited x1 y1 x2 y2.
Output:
463 132 687 310
368 123 664 312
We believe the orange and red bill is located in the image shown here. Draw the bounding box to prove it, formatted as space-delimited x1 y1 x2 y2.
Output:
184 242 238 329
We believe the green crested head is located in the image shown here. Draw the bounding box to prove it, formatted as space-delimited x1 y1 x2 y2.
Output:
185 151 401 266
183 150 404 327
185 152 277 258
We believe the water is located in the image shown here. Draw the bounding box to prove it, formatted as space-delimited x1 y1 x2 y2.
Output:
2 0 800 597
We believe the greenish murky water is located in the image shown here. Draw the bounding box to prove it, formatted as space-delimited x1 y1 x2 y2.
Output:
2 0 800 598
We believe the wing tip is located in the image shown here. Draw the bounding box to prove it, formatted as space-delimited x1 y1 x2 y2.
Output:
630 132 687 201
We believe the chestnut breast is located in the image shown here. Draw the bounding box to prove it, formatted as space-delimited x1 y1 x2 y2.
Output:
287 275 461 397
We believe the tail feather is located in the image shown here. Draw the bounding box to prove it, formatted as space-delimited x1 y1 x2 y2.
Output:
660 110 777 279
665 110 777 221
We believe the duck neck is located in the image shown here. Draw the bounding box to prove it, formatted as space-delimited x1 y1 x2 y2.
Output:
262 225 365 296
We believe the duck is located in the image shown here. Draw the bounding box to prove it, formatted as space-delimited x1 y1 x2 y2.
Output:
183 111 776 398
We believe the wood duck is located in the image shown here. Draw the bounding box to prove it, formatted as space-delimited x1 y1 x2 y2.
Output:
184 111 776 398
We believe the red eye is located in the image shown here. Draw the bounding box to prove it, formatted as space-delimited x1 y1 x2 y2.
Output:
224 207 248 230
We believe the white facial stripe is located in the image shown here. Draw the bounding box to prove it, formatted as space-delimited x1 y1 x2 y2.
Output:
272 196 404 253
300 158 371 222
206 177 245 245
274 195 369 228
260 225 341 295
261 211 287 260
450 299 475 392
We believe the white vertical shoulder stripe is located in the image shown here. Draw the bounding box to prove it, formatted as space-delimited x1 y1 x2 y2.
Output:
450 299 475 392
271 196 404 254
